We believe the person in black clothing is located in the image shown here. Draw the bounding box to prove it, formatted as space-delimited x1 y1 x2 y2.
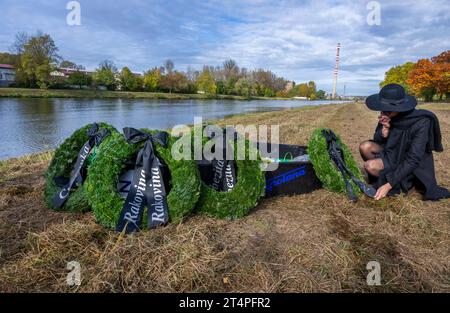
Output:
359 83 450 201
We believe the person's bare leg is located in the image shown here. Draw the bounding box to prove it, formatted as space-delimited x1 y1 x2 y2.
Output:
364 158 384 177
359 140 383 161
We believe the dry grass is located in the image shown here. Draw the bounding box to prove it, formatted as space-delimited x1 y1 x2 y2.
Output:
0 102 449 292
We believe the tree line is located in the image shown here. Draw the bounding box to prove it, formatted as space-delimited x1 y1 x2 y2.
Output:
380 50 450 101
0 32 327 99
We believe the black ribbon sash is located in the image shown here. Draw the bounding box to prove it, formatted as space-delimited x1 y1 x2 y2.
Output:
322 129 377 201
52 123 111 209
115 128 169 234
209 127 237 192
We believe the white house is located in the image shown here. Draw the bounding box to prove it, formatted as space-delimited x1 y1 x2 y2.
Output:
50 67 93 78
0 64 15 87
293 96 308 100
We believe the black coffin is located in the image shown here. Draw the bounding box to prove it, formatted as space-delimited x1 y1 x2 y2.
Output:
258 143 322 197
196 143 322 198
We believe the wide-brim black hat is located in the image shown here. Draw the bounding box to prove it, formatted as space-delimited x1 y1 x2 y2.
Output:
366 83 417 112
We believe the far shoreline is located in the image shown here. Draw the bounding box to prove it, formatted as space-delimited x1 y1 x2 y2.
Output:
0 87 307 101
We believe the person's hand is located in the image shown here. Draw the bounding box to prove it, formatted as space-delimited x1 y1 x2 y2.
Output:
378 114 391 138
374 183 392 200
378 114 391 127
381 125 390 138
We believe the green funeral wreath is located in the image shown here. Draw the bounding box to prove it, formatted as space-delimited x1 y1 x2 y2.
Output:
307 128 364 195
85 129 201 229
44 122 117 212
194 127 266 219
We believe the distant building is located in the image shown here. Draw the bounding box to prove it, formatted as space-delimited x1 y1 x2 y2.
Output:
0 64 15 87
284 81 294 92
50 67 93 78
293 96 308 100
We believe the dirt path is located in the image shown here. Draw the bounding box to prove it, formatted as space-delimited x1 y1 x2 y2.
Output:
0 102 449 292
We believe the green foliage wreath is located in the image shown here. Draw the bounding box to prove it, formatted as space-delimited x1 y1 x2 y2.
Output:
195 127 266 219
44 122 117 212
85 129 201 229
307 128 364 195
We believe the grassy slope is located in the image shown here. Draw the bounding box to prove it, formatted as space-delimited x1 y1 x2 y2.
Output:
0 87 289 100
0 102 449 292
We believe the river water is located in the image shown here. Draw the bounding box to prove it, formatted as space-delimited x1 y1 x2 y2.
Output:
0 98 349 159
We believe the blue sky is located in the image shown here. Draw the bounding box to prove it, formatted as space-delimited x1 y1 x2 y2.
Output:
1 0 449 95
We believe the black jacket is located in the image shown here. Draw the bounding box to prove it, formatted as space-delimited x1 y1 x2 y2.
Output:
373 109 450 200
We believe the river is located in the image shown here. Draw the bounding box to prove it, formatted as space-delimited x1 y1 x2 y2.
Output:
0 98 349 159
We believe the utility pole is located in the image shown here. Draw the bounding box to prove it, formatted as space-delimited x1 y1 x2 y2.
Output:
332 43 340 99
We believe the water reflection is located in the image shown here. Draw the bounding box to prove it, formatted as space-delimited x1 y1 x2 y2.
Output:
0 98 349 159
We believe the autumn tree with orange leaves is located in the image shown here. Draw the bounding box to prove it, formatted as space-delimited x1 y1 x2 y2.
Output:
431 51 450 100
382 50 449 101
406 59 438 101
407 51 450 101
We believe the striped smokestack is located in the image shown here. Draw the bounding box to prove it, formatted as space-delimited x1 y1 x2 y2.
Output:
332 43 340 99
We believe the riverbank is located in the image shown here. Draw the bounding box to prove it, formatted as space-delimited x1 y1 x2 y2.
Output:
0 87 292 100
0 102 449 292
